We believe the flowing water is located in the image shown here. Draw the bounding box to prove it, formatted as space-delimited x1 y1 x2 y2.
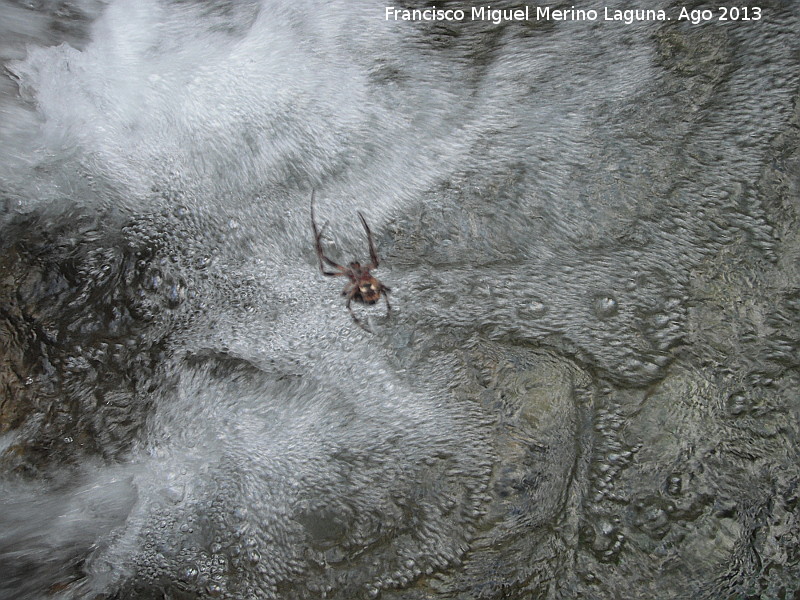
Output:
0 1 799 598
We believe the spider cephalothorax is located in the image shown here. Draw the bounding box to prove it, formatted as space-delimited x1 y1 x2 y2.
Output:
311 191 391 332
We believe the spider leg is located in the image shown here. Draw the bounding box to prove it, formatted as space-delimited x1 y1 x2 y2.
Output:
358 211 380 269
346 294 372 333
311 190 347 275
315 224 343 271
318 254 346 277
382 288 392 316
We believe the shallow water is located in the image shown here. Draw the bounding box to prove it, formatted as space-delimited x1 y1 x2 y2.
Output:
1 1 799 598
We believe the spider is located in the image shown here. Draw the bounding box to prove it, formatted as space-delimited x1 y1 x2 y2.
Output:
310 191 391 332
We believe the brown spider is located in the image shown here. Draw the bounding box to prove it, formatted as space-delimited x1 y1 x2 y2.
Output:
310 191 391 332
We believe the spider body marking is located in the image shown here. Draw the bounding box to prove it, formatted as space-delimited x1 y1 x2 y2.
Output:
311 191 391 332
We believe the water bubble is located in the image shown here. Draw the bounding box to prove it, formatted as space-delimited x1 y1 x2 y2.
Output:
525 297 548 317
166 282 186 308
145 269 163 291
631 497 672 539
593 294 619 319
726 392 750 416
196 256 212 269
666 473 683 496
160 485 185 504
182 565 199 582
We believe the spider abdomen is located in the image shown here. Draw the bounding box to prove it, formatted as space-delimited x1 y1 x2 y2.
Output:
358 277 383 304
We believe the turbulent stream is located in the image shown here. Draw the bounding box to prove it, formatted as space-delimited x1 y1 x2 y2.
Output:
0 1 799 598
